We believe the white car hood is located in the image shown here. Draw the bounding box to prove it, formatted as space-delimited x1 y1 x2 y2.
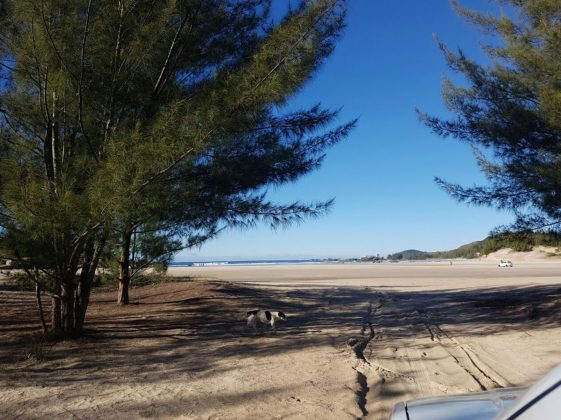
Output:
392 387 526 420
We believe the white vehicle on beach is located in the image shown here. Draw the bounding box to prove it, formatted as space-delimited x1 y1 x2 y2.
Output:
498 260 513 268
391 363 561 420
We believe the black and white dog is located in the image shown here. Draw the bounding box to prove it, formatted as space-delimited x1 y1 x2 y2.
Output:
246 310 287 330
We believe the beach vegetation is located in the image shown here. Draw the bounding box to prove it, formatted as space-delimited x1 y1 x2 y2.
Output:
421 0 561 235
387 231 561 260
0 0 352 337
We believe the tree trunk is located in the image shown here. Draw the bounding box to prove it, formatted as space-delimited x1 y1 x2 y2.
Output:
75 233 106 333
35 283 48 334
75 238 94 335
51 286 61 333
117 277 129 305
75 280 91 334
117 228 132 305
60 281 75 337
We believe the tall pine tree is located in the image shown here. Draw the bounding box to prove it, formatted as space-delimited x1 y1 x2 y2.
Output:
0 0 353 334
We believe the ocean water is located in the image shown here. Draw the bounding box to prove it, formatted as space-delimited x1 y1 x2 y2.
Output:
170 259 326 267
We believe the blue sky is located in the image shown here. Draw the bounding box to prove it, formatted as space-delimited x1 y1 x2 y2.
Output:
176 0 514 261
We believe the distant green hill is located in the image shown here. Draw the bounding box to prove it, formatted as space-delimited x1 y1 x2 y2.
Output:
387 232 561 260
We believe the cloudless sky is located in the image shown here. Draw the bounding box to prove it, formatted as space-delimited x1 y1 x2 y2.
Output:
175 0 515 261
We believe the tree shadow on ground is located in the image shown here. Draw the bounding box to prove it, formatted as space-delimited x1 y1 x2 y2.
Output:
1 280 560 393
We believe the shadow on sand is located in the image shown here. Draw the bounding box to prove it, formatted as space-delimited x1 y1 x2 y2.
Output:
1 279 560 416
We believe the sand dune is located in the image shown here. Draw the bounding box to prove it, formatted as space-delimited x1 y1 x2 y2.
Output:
483 246 561 262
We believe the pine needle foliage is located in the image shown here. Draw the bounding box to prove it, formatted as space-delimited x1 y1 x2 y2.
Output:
0 1 353 333
420 0 561 233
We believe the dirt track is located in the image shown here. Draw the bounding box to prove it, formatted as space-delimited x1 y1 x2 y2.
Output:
2 261 561 419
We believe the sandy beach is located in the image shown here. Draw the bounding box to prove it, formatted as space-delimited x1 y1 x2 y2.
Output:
2 259 561 419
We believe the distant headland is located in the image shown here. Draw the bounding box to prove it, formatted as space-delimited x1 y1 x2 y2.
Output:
386 232 561 261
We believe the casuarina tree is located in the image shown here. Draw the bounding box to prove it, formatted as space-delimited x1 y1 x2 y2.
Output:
0 0 353 335
421 0 561 234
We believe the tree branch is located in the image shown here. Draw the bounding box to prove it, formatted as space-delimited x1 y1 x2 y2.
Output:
78 0 98 161
39 1 79 83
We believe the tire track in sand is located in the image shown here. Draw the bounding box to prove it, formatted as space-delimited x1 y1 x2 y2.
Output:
347 295 392 418
416 309 507 390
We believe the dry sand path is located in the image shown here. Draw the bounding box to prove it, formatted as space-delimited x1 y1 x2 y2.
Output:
168 262 561 417
1 261 561 419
